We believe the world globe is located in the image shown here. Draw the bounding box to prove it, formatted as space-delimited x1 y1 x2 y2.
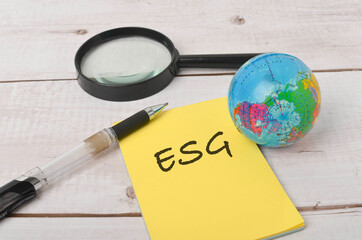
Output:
228 53 321 147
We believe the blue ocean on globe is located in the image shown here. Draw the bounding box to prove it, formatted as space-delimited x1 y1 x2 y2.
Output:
228 53 321 147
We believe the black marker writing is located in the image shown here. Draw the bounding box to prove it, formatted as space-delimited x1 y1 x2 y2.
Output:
206 131 233 157
154 147 175 172
179 141 203 165
154 131 232 172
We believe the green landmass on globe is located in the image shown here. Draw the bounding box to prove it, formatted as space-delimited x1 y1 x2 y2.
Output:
228 53 321 147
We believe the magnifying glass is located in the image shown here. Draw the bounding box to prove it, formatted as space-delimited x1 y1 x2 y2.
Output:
75 27 259 101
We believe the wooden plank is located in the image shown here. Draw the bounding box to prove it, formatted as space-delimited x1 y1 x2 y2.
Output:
287 208 362 239
0 71 361 214
0 217 149 240
0 0 362 81
0 208 361 239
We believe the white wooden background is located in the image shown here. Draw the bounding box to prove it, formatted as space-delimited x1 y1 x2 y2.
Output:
0 0 361 239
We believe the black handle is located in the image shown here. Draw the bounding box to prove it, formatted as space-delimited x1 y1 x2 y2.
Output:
0 179 37 220
111 110 149 140
178 53 260 68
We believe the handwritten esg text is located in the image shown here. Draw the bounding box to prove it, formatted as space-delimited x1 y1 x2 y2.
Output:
154 131 232 172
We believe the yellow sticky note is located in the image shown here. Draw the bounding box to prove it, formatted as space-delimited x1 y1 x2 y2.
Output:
119 98 304 239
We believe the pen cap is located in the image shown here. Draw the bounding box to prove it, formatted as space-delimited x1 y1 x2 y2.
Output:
0 179 38 219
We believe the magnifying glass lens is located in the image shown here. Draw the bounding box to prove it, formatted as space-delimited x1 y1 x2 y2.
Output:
81 36 172 85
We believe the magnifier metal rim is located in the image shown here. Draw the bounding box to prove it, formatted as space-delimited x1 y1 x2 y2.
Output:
74 27 179 101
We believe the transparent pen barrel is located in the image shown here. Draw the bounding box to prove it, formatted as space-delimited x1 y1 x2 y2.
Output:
41 128 117 183
20 128 117 188
42 142 94 183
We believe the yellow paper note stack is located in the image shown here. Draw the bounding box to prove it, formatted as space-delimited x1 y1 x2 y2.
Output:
118 98 304 239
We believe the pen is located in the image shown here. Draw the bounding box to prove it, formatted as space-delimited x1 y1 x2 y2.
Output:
0 103 168 220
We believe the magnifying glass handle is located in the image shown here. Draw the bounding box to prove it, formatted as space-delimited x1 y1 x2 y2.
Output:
178 53 260 68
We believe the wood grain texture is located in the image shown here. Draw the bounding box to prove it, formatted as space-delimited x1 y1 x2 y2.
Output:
0 0 361 81
0 71 361 215
0 217 149 240
0 208 361 239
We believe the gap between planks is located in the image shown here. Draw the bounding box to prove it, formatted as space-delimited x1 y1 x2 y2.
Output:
8 204 362 218
0 68 361 84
